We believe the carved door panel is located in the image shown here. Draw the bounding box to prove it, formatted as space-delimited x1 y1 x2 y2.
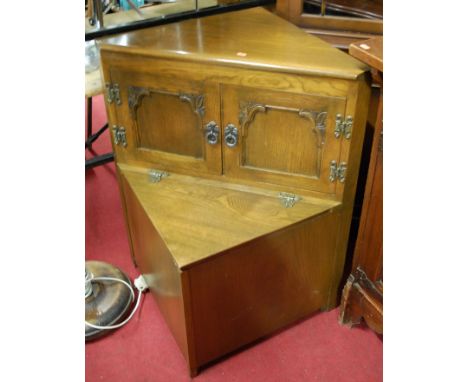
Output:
221 85 347 194
110 69 222 175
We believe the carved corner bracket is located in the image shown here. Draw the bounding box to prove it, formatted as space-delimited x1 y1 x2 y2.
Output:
298 110 328 148
298 110 327 176
239 101 266 137
128 86 150 119
127 86 205 128
239 101 328 146
179 93 205 122
238 101 328 175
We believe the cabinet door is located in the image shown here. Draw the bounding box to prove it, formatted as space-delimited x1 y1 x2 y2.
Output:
221 85 347 194
110 69 222 175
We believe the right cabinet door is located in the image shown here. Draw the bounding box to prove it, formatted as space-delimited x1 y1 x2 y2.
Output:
221 85 347 194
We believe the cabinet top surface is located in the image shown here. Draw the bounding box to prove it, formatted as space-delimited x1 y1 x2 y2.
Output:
98 7 368 80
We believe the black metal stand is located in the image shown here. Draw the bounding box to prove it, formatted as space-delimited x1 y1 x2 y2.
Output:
86 152 114 169
85 96 114 170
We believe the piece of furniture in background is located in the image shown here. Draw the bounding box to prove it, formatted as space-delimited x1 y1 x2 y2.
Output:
339 36 382 334
275 0 382 50
99 7 370 376
86 0 217 34
85 52 114 170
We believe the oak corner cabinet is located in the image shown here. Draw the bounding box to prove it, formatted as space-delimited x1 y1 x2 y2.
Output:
98 7 370 377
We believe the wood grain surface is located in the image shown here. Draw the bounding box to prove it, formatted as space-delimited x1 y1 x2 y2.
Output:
110 69 222 175
349 36 382 72
121 175 192 365
100 46 365 199
187 210 340 367
98 7 368 79
221 84 347 194
119 163 340 269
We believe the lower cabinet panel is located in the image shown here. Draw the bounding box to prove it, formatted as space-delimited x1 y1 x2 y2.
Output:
186 212 339 367
122 175 192 365
122 168 341 374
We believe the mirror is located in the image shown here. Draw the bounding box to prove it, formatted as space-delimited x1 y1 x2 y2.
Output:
85 0 269 39
303 0 382 20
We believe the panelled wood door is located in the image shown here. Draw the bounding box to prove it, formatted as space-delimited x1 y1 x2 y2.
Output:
110 69 222 175
221 85 347 194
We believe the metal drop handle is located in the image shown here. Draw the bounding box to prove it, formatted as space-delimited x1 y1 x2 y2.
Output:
204 121 219 145
224 124 238 148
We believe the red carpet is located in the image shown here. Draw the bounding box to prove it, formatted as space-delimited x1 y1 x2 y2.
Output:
86 95 383 382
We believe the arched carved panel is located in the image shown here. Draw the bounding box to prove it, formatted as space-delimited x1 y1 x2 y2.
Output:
127 86 206 159
238 101 328 175
128 86 205 129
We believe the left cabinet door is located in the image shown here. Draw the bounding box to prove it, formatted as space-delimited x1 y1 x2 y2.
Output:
108 68 222 175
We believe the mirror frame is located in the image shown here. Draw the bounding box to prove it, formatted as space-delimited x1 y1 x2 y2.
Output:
275 0 382 34
86 0 274 40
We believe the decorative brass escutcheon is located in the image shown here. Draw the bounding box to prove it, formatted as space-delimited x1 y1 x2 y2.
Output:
204 121 220 145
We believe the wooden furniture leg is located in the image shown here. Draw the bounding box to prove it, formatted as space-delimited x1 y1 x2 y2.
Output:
339 267 383 334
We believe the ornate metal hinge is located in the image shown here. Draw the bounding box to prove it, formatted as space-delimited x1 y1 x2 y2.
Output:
329 160 347 183
335 114 353 139
148 169 169 183
278 192 301 208
112 125 127 147
106 83 121 105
